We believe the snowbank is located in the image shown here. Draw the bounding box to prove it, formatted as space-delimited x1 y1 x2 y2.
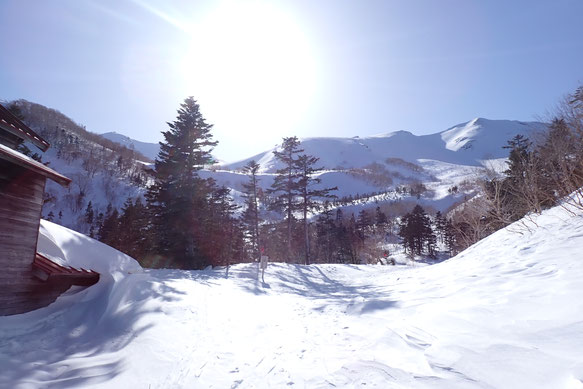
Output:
38 219 142 281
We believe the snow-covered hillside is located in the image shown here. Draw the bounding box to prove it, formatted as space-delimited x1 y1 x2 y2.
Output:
207 118 546 214
227 118 546 172
101 131 159 161
10 98 550 230
1 202 582 388
9 100 151 233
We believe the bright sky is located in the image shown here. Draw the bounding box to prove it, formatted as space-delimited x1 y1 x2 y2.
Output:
1 0 582 163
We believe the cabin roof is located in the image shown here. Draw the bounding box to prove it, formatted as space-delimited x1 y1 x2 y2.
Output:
33 253 100 286
0 143 71 186
0 103 50 152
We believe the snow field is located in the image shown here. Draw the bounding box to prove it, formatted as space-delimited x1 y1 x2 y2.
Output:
1 204 583 387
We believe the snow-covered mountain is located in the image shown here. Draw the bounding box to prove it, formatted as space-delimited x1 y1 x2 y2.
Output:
101 131 159 161
8 97 549 229
227 118 546 172
1 194 581 388
209 118 546 214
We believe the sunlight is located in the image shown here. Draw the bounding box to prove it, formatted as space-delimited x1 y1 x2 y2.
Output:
179 1 319 145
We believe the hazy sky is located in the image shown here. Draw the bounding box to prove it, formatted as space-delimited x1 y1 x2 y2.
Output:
1 0 582 162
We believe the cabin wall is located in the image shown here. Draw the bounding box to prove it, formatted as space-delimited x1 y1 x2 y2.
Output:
0 160 68 316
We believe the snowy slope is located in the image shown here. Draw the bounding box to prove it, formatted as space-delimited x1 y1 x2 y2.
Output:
2 202 583 388
217 118 546 214
101 131 159 161
227 118 546 172
40 144 147 233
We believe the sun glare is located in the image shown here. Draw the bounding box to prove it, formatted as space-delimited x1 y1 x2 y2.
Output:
179 2 318 146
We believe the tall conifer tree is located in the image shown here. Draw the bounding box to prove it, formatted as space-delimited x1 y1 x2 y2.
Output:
241 160 262 261
296 154 337 265
268 137 303 261
146 97 217 269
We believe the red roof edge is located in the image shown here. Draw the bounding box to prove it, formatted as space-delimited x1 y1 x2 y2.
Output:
0 103 50 152
33 253 100 286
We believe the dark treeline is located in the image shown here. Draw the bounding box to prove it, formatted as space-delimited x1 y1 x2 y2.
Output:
80 97 459 268
90 85 583 269
331 182 429 207
93 98 339 269
86 98 246 269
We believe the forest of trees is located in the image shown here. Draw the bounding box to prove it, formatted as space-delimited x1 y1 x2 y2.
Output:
91 97 402 268
53 84 583 269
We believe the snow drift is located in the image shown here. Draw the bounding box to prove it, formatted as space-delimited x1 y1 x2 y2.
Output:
1 204 583 388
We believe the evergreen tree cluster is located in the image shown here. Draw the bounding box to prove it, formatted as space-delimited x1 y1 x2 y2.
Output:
310 205 393 264
88 98 245 269
85 95 506 268
398 205 437 257
97 199 149 260
144 97 243 269
264 137 337 264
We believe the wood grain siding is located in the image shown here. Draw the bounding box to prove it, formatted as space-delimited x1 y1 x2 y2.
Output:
0 159 52 316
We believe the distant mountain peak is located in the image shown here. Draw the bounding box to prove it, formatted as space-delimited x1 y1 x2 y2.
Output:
100 132 159 161
369 129 413 138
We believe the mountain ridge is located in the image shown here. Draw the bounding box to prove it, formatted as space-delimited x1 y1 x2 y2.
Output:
225 117 547 172
100 131 159 161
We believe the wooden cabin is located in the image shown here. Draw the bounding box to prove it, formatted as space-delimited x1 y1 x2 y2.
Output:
0 103 98 316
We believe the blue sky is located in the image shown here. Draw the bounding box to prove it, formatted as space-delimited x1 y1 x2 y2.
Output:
1 0 581 162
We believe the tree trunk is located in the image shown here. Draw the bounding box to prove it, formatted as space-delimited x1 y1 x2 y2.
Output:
304 204 310 265
253 176 260 261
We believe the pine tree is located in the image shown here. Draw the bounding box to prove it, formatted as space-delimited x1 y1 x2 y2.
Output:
296 154 337 265
145 97 218 269
434 211 446 243
444 218 457 255
333 209 351 263
424 215 437 258
84 201 94 226
500 134 548 218
398 205 435 256
99 207 120 248
356 209 372 248
202 186 241 266
346 213 360 263
504 134 531 181
268 137 303 262
315 201 335 263
116 198 149 259
241 160 262 261
375 207 388 235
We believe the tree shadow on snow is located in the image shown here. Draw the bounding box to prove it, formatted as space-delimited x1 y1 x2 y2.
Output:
224 263 271 295
0 235 189 388
265 264 400 313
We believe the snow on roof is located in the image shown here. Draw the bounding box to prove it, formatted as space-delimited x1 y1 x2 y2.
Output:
0 143 71 186
0 103 50 151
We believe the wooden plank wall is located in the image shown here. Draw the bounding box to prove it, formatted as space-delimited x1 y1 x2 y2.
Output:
0 160 69 316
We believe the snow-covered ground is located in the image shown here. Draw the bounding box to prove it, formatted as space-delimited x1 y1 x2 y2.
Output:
2 203 583 388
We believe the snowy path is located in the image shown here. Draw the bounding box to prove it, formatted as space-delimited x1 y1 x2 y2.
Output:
2 206 583 388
